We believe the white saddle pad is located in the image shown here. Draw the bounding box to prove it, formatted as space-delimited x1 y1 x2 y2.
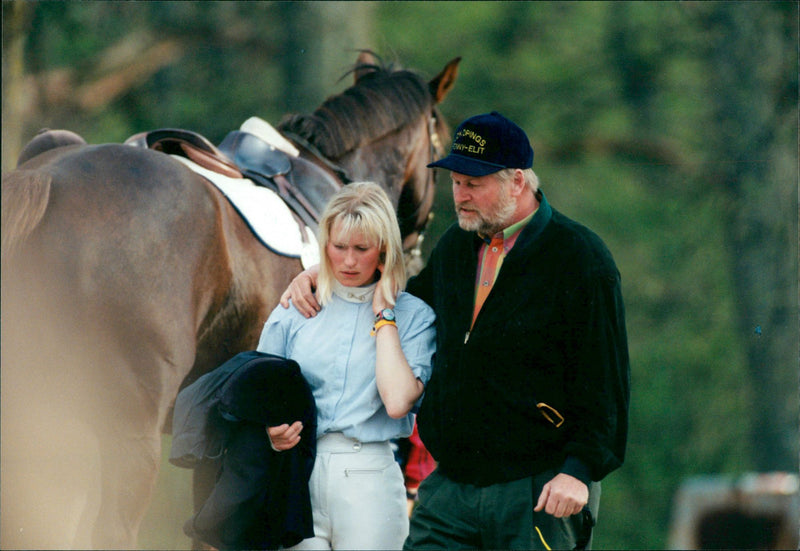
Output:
171 155 319 269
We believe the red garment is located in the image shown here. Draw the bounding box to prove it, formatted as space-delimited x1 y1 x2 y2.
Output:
404 423 436 490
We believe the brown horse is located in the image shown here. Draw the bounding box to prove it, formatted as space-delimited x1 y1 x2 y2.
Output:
0 51 459 549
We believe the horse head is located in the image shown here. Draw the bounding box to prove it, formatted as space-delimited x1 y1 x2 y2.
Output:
278 52 460 260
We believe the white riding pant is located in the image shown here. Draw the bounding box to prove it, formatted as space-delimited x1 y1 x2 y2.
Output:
289 432 408 550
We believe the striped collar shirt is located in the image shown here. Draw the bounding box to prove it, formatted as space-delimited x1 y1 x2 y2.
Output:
472 210 536 326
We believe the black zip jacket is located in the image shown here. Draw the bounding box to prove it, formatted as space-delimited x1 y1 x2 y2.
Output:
407 192 630 487
173 351 316 549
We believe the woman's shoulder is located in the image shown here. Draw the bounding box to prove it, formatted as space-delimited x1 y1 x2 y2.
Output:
395 291 435 319
266 299 315 327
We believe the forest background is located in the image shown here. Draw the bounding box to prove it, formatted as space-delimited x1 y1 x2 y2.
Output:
2 1 798 549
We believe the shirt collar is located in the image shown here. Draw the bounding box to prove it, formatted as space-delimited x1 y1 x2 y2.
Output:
478 207 537 245
332 280 376 303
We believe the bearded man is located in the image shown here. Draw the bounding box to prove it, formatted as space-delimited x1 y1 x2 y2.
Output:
283 112 630 550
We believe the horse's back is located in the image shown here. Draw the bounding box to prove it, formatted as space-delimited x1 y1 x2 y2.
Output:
3 139 300 410
3 143 227 404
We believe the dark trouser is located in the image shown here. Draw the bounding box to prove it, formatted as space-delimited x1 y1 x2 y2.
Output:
404 468 601 550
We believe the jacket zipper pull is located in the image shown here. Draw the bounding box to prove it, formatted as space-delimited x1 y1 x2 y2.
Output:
464 331 470 344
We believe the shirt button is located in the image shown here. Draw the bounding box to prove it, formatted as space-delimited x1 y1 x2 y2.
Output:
353 441 362 451
491 246 498 252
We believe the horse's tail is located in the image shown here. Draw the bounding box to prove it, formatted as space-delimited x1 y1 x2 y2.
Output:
3 128 84 259
1 169 52 260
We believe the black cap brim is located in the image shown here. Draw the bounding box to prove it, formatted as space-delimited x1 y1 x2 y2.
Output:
427 153 507 177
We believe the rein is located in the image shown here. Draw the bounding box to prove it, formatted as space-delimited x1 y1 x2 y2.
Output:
281 131 352 185
420 113 443 223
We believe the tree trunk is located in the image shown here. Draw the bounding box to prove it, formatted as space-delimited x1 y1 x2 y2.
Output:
2 1 31 173
703 3 799 471
276 2 376 114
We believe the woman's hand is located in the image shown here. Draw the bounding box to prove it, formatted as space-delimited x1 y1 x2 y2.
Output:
372 267 398 316
266 421 303 451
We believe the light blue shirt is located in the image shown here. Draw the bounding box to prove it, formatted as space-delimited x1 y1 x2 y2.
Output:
257 282 436 443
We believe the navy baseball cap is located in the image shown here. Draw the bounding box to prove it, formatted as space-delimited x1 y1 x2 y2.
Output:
427 111 534 176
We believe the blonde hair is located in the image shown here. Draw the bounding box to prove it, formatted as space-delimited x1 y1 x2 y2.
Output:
317 182 406 306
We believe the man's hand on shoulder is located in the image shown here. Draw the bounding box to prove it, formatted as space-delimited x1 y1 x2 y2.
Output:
280 265 321 317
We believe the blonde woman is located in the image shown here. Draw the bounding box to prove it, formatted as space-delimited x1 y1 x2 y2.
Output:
257 182 436 550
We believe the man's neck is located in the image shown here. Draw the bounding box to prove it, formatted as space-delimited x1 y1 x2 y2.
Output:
504 189 539 230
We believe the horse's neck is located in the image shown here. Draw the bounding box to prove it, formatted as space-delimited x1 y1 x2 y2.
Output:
336 123 425 205
283 113 437 252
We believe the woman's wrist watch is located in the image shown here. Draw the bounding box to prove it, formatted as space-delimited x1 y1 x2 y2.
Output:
371 308 397 336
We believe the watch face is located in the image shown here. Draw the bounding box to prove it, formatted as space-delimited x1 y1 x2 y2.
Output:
381 308 396 321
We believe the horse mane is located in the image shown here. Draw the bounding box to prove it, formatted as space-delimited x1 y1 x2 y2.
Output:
277 55 433 160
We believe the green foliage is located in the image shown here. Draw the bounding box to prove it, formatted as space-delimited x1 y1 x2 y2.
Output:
3 2 797 548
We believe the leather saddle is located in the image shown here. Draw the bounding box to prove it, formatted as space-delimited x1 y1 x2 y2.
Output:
125 127 341 232
125 128 243 179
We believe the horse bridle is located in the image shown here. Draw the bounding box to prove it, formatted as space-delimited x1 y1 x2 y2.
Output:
398 111 444 256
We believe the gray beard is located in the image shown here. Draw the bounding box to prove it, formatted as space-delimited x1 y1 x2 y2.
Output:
456 190 517 236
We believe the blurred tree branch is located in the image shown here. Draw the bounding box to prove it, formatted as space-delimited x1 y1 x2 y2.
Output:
76 36 184 111
2 0 30 172
2 17 184 172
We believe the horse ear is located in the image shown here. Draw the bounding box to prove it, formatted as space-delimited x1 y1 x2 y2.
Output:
355 50 379 83
429 57 461 104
